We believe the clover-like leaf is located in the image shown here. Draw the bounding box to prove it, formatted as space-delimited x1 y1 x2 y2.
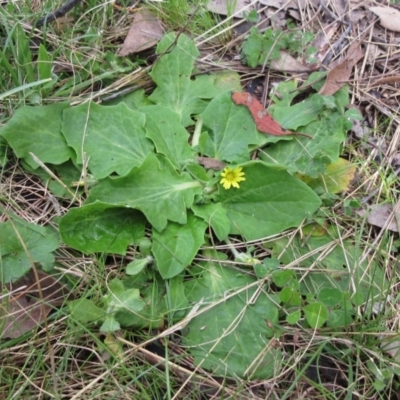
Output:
0 102 73 169
62 101 153 179
304 302 328 329
59 202 146 254
218 162 321 241
183 262 281 379
271 233 388 307
87 153 202 232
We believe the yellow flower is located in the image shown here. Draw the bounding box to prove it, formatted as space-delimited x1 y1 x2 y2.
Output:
220 166 246 189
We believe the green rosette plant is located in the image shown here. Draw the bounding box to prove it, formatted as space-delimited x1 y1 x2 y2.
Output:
1 32 364 379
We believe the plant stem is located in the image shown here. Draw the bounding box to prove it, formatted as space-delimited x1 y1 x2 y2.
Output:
191 116 203 148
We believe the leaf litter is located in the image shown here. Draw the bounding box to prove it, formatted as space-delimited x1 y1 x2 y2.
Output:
118 8 164 56
1 270 70 339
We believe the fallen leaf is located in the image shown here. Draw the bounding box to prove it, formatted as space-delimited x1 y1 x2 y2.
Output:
206 0 255 17
197 156 226 170
357 203 400 232
118 9 164 56
370 6 400 33
319 40 364 96
231 92 311 138
259 0 306 8
270 51 311 72
1 270 70 339
312 23 339 64
369 76 400 87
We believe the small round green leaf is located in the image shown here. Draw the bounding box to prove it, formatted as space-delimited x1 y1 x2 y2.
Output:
326 309 353 328
352 292 364 306
303 302 328 329
279 287 301 306
272 270 295 288
318 287 342 307
286 309 301 324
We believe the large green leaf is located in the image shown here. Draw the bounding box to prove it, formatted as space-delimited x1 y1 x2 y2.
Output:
183 262 281 379
140 105 194 170
0 102 73 169
149 33 218 126
62 102 153 179
200 92 265 163
219 162 321 240
87 153 202 232
59 202 146 254
0 221 59 283
152 214 207 279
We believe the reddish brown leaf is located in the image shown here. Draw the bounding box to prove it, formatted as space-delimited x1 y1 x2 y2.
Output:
231 92 311 138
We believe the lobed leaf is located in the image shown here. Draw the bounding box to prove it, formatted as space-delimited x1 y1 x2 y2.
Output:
140 105 194 170
86 153 202 232
149 33 219 126
191 203 231 241
62 102 153 179
200 92 266 164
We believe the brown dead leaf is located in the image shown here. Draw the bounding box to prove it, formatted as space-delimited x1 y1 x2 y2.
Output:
312 23 339 64
118 9 164 56
319 39 364 96
197 157 226 170
369 76 400 87
370 6 400 33
259 0 306 9
206 0 255 17
357 204 400 232
270 51 311 72
1 270 70 339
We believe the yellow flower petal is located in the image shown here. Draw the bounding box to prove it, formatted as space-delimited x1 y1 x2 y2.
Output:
219 166 246 190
